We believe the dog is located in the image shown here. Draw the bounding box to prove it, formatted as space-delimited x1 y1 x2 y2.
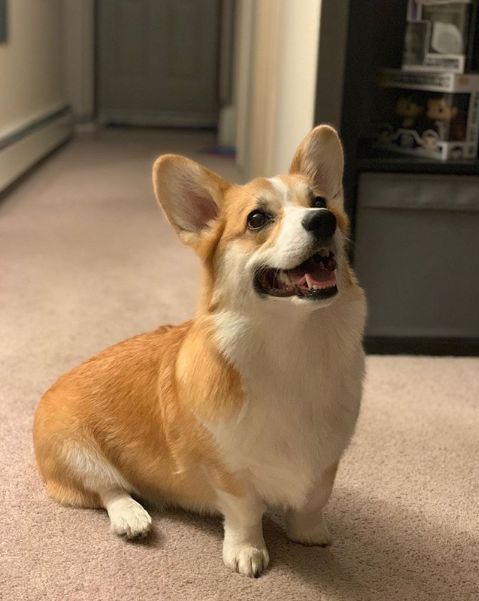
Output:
33 125 366 577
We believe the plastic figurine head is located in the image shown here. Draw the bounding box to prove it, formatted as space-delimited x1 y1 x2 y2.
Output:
450 146 463 159
427 97 458 122
396 96 423 119
421 129 440 150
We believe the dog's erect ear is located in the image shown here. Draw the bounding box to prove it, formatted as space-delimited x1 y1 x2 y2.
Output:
289 125 344 200
152 154 230 244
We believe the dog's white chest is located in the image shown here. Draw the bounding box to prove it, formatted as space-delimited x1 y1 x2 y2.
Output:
208 302 365 508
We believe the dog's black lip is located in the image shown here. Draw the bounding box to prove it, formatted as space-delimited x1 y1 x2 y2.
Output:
299 285 338 300
253 250 338 300
254 277 338 300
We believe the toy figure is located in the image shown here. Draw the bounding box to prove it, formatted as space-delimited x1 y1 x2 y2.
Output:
450 145 464 159
396 95 424 128
426 96 459 140
421 129 440 152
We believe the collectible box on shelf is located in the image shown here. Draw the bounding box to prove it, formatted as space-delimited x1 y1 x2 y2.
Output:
374 69 479 160
403 0 479 73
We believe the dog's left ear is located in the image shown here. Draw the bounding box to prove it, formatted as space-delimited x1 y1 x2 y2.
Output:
152 154 230 245
289 125 344 200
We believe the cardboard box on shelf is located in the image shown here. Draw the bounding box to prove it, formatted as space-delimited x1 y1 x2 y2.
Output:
403 0 479 74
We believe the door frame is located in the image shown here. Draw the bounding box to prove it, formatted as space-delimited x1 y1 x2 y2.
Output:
234 0 323 180
63 0 96 123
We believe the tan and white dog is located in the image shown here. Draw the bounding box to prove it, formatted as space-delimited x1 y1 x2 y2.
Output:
33 125 366 577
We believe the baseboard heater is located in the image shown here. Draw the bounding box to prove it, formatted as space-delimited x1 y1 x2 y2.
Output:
0 105 74 194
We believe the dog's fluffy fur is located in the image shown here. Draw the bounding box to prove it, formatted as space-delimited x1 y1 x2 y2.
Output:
33 125 366 577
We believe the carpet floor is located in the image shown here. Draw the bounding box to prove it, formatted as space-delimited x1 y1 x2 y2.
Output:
1 130 478 601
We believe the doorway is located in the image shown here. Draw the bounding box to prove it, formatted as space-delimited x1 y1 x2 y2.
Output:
95 0 225 128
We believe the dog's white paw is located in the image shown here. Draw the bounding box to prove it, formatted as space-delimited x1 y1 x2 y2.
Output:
108 497 152 539
223 541 270 578
286 514 332 547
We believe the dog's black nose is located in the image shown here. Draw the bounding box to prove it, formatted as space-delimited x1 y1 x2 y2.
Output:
302 209 336 240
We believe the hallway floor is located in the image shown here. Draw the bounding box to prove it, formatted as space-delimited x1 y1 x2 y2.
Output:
0 130 477 601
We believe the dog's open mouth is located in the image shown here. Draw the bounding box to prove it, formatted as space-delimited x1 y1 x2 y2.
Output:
254 250 338 300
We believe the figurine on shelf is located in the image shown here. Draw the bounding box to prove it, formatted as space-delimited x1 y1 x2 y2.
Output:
376 68 479 159
395 94 424 128
421 129 440 152
426 96 459 139
450 145 464 159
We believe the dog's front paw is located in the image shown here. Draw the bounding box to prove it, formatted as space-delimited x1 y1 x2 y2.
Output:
109 497 152 540
286 513 332 547
223 541 270 577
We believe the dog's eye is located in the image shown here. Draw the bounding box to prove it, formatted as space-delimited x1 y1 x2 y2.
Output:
312 196 327 209
247 210 270 230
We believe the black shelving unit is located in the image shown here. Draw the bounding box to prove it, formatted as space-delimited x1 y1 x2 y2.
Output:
330 0 479 356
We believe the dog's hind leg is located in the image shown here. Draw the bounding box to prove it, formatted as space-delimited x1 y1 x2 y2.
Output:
64 443 152 539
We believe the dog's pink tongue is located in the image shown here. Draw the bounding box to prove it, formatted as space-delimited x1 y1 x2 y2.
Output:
306 267 336 287
309 264 336 282
291 265 336 288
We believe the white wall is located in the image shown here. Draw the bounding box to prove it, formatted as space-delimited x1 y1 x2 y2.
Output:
235 0 322 179
0 0 67 138
0 0 74 193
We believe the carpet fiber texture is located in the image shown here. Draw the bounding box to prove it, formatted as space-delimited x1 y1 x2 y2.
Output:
1 130 478 601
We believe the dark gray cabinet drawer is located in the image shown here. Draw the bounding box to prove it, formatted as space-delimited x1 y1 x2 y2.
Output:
355 172 479 339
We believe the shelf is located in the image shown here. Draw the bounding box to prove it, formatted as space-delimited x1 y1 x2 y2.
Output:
358 149 479 176
365 336 479 356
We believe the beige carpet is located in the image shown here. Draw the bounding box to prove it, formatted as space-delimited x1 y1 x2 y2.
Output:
1 129 478 601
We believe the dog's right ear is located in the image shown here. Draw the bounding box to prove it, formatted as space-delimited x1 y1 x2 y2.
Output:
289 125 344 201
152 155 230 245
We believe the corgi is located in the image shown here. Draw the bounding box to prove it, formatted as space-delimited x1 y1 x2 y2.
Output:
33 125 366 578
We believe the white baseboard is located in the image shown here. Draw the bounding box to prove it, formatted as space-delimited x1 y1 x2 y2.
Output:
0 106 74 193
